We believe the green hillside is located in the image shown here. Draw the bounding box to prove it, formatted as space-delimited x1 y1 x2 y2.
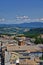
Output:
23 28 43 38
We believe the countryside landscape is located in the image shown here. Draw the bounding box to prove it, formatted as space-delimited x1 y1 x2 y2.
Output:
0 22 43 65
0 0 43 65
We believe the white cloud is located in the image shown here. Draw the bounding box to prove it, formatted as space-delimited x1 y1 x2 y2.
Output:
15 16 43 22
0 18 5 22
0 16 43 24
16 15 30 21
40 18 43 21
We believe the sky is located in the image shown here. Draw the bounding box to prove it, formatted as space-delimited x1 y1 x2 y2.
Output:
0 0 43 24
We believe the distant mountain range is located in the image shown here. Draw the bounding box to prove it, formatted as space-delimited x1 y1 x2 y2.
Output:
0 22 43 28
16 22 43 28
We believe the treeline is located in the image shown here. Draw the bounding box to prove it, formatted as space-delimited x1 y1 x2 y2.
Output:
23 28 43 38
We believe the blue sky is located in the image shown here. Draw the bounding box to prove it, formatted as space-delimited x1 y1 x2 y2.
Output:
0 0 43 24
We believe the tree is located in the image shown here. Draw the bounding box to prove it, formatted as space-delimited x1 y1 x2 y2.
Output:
34 37 41 44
